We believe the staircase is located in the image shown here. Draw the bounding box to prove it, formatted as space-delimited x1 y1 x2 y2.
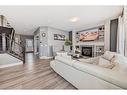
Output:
0 26 25 63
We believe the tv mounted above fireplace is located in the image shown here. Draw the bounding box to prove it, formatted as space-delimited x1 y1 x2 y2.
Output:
79 29 99 42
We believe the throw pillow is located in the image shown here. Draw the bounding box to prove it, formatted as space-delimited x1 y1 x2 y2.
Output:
98 57 115 69
102 51 116 61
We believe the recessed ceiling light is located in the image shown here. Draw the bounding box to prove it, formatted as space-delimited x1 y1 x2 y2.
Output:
69 17 79 22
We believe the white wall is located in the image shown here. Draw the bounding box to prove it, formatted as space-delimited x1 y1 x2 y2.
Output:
104 20 110 51
48 27 69 54
48 27 68 46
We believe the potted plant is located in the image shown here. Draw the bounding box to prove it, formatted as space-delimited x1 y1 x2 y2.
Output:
60 39 72 52
64 39 72 46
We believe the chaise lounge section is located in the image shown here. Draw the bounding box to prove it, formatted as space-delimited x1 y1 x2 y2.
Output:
50 51 127 89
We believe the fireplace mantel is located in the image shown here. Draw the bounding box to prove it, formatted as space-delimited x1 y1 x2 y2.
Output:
75 41 104 46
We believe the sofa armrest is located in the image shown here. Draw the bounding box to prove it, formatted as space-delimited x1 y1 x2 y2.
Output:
55 56 76 66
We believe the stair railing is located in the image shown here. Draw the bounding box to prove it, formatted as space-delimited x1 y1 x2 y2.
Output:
0 33 25 63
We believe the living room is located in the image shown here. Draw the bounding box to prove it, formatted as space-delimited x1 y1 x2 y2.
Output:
0 3 127 92
32 6 125 60
49 6 127 89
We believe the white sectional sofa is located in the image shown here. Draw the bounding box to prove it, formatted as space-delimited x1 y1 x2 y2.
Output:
50 51 127 89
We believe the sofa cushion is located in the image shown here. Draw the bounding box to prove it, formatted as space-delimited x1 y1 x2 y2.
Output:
98 57 115 69
113 54 127 64
102 51 116 61
111 54 127 73
78 57 99 64
112 63 127 73
72 61 127 89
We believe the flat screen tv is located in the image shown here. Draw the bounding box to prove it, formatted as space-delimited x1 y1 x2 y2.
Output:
79 29 99 42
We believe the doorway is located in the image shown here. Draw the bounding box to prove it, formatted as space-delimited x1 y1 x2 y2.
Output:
34 35 39 55
25 39 34 53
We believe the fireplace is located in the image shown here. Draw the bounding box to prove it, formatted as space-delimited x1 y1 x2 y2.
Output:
82 47 92 57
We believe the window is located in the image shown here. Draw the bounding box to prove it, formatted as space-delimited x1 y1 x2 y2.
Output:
27 40 33 47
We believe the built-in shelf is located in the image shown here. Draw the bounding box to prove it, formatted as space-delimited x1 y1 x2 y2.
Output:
95 45 104 56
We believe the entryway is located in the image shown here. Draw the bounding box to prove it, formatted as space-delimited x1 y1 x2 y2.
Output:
25 39 34 53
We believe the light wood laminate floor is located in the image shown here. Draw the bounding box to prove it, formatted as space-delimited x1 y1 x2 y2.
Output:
0 53 76 89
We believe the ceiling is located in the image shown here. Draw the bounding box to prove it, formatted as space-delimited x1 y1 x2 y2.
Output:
0 6 123 35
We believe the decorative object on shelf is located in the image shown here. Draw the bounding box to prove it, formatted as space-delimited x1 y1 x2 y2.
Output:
42 33 46 37
96 46 104 56
54 34 65 41
98 26 104 41
74 46 81 58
